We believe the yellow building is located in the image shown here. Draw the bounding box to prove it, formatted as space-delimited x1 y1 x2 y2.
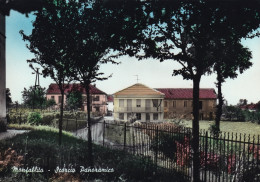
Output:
113 83 165 122
156 88 217 120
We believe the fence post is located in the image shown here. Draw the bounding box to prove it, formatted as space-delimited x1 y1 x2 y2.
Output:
103 120 105 147
204 131 208 182
19 112 22 125
124 123 127 150
155 126 159 169
76 118 78 135
66 118 68 130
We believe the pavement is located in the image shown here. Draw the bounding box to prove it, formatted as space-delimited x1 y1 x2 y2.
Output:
0 130 29 140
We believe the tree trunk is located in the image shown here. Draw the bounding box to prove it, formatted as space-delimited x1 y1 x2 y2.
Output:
58 90 64 145
86 84 93 166
215 69 223 132
192 75 201 182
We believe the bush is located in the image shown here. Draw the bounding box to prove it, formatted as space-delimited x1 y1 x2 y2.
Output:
41 113 55 125
27 112 42 125
0 121 7 132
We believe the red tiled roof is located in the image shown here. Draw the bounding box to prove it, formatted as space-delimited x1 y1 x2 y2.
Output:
107 95 114 102
155 88 216 99
46 83 107 95
240 104 257 110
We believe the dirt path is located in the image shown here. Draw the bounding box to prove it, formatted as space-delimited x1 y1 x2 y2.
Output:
0 130 29 140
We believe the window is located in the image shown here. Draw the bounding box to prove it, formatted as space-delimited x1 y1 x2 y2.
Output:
153 113 158 120
119 99 124 107
136 113 141 120
164 101 167 107
95 107 100 112
82 96 87 103
199 101 203 110
136 99 141 107
119 113 124 120
173 101 176 108
152 99 158 107
184 101 187 107
146 113 150 121
51 96 55 100
93 96 100 101
58 96 62 104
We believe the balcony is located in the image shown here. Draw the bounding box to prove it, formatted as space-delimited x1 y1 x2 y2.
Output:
116 107 163 113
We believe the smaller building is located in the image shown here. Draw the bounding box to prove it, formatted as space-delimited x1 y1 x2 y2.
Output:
107 95 114 116
240 104 257 112
156 88 217 120
46 83 108 115
113 83 165 122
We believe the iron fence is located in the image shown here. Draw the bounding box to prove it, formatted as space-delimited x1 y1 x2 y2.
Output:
76 121 260 182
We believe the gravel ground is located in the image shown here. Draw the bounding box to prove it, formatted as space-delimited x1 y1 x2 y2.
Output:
0 130 29 140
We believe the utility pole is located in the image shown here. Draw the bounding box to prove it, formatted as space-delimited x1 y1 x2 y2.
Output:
32 67 40 111
0 0 45 132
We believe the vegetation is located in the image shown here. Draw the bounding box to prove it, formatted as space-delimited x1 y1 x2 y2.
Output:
6 88 12 109
134 1 260 181
0 128 186 182
21 86 46 110
66 89 83 111
27 112 42 125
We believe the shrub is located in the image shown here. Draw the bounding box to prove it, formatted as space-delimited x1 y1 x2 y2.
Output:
27 112 42 125
0 121 7 132
41 113 55 125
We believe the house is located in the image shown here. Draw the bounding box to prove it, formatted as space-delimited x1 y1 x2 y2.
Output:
240 104 257 112
46 83 107 115
107 95 114 116
156 88 217 120
113 83 165 122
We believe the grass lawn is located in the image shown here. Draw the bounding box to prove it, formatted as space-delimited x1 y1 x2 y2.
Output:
0 125 186 182
182 120 260 136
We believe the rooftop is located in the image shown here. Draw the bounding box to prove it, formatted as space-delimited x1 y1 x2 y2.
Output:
155 88 217 99
46 83 107 95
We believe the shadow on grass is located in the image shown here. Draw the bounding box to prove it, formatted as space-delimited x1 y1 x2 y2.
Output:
0 128 187 182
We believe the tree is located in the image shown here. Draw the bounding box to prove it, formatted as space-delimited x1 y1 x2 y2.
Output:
64 0 146 166
46 99 56 110
22 0 146 166
238 99 248 106
21 86 46 109
20 0 76 145
66 87 83 111
6 88 12 109
138 1 260 181
213 41 252 132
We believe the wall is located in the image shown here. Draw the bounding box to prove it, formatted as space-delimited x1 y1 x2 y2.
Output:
164 99 216 120
114 97 164 122
0 13 6 123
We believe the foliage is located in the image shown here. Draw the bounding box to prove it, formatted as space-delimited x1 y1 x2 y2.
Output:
0 121 7 132
66 89 82 111
0 129 186 181
27 112 42 125
137 2 260 180
6 88 12 109
45 99 56 109
0 148 23 174
222 105 245 121
21 86 46 109
243 110 260 124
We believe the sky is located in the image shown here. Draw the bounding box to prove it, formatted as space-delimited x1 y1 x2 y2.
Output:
5 10 260 105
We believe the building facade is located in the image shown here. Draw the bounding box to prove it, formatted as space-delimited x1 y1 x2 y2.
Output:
46 83 108 115
114 83 165 122
156 88 217 120
0 12 6 124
